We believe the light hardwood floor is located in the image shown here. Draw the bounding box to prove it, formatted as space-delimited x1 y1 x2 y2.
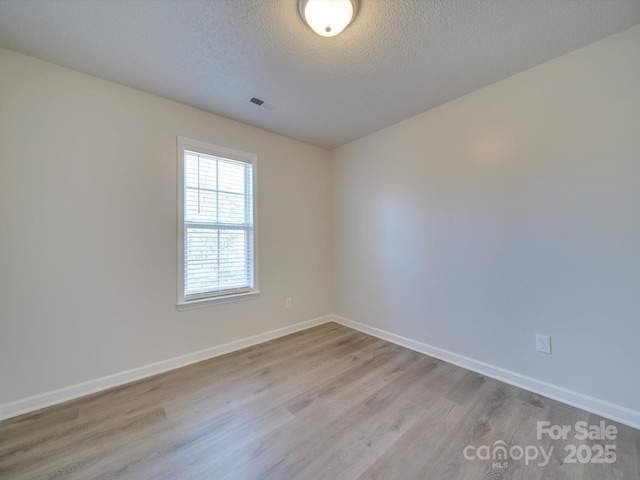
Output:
1 323 638 479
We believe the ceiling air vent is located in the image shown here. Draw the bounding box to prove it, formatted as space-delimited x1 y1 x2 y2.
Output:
249 96 278 111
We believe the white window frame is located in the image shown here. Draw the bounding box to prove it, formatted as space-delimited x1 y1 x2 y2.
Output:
177 136 259 310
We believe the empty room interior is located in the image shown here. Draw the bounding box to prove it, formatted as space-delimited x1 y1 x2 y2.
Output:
1 1 640 479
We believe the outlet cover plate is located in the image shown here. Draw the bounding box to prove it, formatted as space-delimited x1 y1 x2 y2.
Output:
536 334 551 354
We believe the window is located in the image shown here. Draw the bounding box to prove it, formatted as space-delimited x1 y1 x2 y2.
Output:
177 137 258 309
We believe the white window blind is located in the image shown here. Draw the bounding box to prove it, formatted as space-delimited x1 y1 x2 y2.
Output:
178 138 257 308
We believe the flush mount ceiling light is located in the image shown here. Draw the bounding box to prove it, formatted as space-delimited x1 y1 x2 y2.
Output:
298 0 360 37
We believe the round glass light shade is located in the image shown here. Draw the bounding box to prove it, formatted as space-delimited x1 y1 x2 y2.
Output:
301 0 356 37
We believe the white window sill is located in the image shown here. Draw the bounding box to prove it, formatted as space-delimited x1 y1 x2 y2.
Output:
177 290 261 311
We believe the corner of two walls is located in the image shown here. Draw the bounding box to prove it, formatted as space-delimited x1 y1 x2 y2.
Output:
330 25 640 427
0 47 333 415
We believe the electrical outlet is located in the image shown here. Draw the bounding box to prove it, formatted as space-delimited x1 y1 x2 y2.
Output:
536 334 551 354
285 297 292 309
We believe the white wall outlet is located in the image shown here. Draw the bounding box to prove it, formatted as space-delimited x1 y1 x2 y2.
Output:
536 334 551 354
285 297 292 309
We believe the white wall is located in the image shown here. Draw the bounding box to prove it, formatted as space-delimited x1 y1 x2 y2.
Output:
0 48 332 406
332 26 640 414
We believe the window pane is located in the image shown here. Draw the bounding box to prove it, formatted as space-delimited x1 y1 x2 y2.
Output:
218 192 246 224
218 159 245 194
185 228 219 294
185 227 251 295
185 188 217 223
185 152 217 190
219 229 250 285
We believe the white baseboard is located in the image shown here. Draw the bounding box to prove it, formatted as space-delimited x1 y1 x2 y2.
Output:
4 314 638 431
332 315 640 431
0 315 332 421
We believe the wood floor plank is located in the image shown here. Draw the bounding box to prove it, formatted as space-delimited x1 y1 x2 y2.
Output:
1 323 638 480
357 397 465 480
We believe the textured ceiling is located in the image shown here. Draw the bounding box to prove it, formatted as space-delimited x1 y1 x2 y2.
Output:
1 0 639 149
